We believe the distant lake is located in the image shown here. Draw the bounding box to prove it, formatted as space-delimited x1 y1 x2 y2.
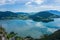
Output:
0 18 60 38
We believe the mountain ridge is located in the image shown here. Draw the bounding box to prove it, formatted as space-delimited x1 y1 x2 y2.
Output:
0 10 60 22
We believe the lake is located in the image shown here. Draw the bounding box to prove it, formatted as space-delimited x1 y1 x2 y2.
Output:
0 18 60 38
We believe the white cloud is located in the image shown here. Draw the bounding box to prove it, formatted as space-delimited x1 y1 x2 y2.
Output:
25 0 45 6
34 0 44 4
0 0 16 5
24 0 60 12
40 5 60 11
35 5 60 12
12 5 60 12
6 0 16 4
25 2 31 5
25 1 33 7
0 0 60 12
0 0 5 5
54 0 60 4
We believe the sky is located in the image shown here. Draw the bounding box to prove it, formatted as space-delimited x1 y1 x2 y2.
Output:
0 0 60 12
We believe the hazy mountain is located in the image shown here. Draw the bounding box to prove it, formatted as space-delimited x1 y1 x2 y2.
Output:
0 10 60 22
0 11 30 20
0 11 17 20
0 11 17 17
30 11 60 22
16 12 30 20
16 12 29 15
48 10 60 16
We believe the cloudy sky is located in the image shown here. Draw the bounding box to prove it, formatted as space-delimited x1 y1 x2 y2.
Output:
0 0 60 12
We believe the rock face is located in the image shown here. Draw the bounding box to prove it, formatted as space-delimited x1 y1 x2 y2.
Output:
40 30 60 40
0 34 6 40
49 30 60 40
0 26 7 40
24 36 34 40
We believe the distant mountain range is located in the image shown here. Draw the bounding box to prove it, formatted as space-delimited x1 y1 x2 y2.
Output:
0 11 29 20
30 10 60 22
0 11 17 20
48 10 60 15
0 10 60 22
